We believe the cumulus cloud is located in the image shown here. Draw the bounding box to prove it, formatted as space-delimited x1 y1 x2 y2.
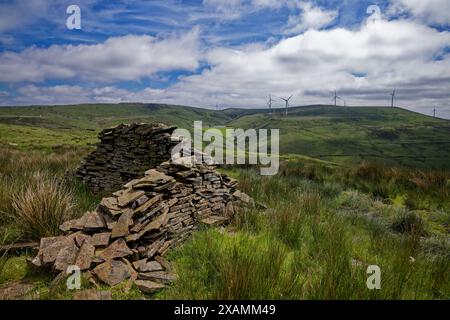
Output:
2 3 450 119
284 2 338 34
150 19 449 108
13 85 93 105
107 18 449 118
390 0 450 25
0 0 51 32
0 29 201 83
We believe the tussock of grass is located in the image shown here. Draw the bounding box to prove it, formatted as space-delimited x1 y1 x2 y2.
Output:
162 231 294 300
390 210 428 237
11 172 75 240
0 145 97 242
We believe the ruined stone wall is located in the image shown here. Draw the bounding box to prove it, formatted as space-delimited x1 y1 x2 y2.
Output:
75 123 178 193
33 159 253 293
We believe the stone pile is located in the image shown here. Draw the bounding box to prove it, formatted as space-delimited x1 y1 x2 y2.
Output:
75 123 178 193
32 157 253 294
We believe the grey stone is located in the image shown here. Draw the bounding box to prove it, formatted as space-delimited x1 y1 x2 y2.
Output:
93 260 131 286
75 241 95 270
73 289 112 300
132 259 163 272
83 211 106 229
98 239 133 260
134 280 165 294
91 232 111 247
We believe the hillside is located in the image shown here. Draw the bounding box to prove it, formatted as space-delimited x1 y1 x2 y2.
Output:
228 106 450 169
0 103 449 169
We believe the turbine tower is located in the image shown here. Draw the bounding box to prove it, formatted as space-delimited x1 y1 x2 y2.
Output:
390 89 396 108
280 95 293 117
433 106 437 118
268 94 275 113
333 91 344 107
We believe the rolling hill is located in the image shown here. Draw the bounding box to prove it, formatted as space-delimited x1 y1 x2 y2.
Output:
0 103 449 169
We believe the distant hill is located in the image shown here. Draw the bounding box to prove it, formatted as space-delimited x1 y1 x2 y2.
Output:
228 105 450 169
0 103 449 169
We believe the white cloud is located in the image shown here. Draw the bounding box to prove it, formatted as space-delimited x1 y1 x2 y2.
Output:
0 0 51 32
390 0 450 25
284 2 338 34
200 0 247 20
0 13 450 118
142 19 450 117
0 29 201 83
13 85 92 105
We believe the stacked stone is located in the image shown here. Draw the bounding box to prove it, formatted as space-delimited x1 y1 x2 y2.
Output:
32 158 253 294
75 123 178 193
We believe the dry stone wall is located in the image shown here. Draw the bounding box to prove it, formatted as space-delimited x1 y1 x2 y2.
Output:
75 123 178 193
33 156 253 294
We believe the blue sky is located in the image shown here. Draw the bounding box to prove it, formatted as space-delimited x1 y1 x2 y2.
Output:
0 0 450 118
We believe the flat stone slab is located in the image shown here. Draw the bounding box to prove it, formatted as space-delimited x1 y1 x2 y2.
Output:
134 280 166 294
111 210 133 239
60 219 82 232
0 281 36 300
91 232 111 247
137 271 177 284
93 260 131 286
73 289 112 300
100 197 122 216
132 259 163 272
54 242 79 272
118 189 145 208
97 239 133 260
75 241 95 270
133 194 163 215
83 211 107 229
201 216 229 226
40 237 74 265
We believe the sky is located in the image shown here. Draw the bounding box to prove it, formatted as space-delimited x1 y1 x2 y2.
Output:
0 0 449 119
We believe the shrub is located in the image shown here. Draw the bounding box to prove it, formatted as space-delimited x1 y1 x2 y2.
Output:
11 172 75 240
353 161 386 182
391 210 428 237
336 190 373 212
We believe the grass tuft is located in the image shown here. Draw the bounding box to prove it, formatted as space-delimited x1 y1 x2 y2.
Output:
11 172 75 240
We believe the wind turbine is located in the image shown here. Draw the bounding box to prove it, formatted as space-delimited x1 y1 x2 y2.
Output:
332 91 345 107
268 94 275 114
280 95 293 117
390 89 396 108
433 106 437 118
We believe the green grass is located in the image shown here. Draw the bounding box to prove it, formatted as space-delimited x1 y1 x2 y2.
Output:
0 103 449 300
228 106 450 169
0 144 100 241
0 147 448 300
0 103 233 150
161 164 449 300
